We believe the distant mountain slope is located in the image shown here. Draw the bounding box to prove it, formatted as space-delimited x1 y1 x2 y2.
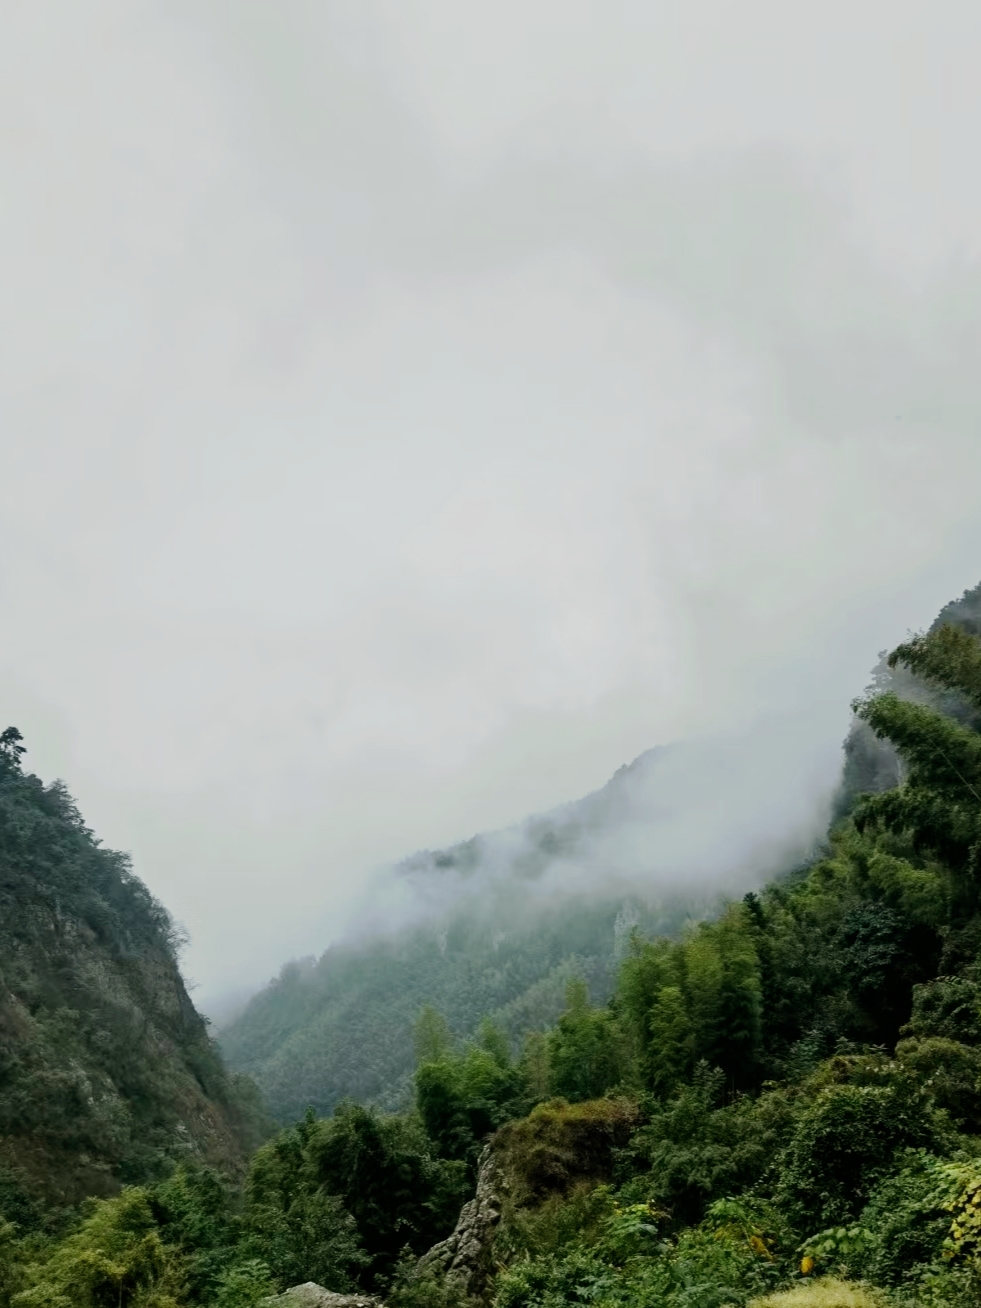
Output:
218 892 702 1124
220 711 846 1123
0 733 263 1207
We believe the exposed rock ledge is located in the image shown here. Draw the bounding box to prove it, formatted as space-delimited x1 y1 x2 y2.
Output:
266 1142 504 1307
262 1287 381 1308
415 1143 503 1300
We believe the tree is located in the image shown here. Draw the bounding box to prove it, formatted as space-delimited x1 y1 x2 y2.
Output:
12 1188 183 1308
889 623 981 712
0 728 24 771
852 625 981 883
646 985 694 1096
244 1111 367 1292
247 1103 467 1289
680 908 762 1091
853 700 981 896
415 1019 529 1166
546 980 629 1102
776 1077 940 1233
413 1007 452 1064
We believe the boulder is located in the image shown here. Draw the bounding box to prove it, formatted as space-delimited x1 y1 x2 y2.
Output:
262 1286 381 1308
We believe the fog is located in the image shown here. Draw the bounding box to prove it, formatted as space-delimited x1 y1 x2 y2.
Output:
346 706 847 948
2 1 981 1010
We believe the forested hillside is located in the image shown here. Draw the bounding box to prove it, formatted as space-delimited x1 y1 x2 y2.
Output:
0 731 266 1209
221 723 837 1124
4 582 981 1308
219 888 708 1124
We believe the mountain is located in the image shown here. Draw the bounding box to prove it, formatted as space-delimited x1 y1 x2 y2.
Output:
221 583 981 1126
0 732 264 1209
219 709 846 1124
6 581 981 1308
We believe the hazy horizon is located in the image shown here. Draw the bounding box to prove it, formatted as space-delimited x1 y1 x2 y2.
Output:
3 2 981 1007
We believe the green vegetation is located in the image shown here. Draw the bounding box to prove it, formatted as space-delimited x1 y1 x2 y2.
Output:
5 582 981 1306
219 875 709 1124
0 730 266 1209
217 729 767 1129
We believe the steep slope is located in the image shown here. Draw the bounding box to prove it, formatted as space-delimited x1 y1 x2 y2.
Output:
0 732 264 1207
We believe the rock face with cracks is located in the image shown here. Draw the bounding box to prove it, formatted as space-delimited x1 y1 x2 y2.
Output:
415 1144 504 1300
265 1144 504 1307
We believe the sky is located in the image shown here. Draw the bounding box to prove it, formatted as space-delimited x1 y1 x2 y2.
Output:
2 0 981 1009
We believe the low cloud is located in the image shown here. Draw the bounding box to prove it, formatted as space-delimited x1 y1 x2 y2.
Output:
1 2 980 1005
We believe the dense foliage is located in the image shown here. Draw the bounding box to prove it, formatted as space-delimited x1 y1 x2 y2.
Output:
5 582 981 1307
219 898 645 1124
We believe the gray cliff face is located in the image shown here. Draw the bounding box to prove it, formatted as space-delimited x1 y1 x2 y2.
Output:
416 1144 504 1301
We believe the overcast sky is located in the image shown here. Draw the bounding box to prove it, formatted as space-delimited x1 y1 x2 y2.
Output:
2 1 981 1007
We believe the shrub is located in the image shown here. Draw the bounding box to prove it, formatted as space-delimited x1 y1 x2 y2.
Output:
903 977 981 1044
775 1078 940 1232
11 1188 183 1308
747 1280 887 1308
212 1259 275 1308
855 1151 950 1286
495 1185 617 1262
387 1248 479 1308
895 1038 981 1130
620 1068 793 1226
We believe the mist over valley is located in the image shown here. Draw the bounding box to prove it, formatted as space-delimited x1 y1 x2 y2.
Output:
218 680 883 1120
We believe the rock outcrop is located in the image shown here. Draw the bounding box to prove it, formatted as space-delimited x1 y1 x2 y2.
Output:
264 1144 504 1308
262 1286 381 1308
415 1144 504 1300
